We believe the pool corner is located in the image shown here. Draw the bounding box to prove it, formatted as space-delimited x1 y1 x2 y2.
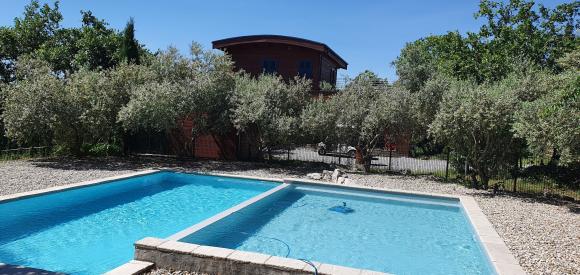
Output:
459 196 527 275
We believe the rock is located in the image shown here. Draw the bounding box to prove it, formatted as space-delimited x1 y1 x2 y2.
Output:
306 173 322 180
322 170 332 180
337 176 346 184
331 169 342 182
344 178 354 185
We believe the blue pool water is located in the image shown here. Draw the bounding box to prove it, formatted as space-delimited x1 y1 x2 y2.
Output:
0 172 276 274
182 185 495 275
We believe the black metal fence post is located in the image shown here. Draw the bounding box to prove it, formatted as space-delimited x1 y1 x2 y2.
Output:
445 149 450 181
388 148 392 171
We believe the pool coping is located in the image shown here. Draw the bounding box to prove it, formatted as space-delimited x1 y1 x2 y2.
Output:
166 181 290 241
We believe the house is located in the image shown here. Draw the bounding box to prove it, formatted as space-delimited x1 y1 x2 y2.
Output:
129 35 353 159
187 35 350 160
212 35 348 94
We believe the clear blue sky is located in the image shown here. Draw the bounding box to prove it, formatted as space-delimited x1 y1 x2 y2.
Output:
1 0 570 81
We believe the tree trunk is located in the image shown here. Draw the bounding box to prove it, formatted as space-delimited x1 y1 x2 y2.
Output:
549 148 560 166
354 146 371 172
477 166 489 190
72 137 82 157
470 172 479 189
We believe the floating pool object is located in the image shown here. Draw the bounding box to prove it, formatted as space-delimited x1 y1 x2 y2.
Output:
328 202 354 214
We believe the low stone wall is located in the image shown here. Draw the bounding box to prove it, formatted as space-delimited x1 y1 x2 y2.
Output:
133 237 387 275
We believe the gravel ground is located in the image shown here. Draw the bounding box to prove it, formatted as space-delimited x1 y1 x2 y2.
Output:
146 269 209 275
1 157 578 275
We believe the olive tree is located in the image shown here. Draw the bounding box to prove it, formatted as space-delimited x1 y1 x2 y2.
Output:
118 81 185 132
514 71 579 164
302 73 415 172
2 58 63 146
118 43 237 156
429 81 520 189
230 73 311 159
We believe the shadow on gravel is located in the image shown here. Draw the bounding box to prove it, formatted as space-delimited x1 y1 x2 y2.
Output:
468 191 579 211
28 156 332 177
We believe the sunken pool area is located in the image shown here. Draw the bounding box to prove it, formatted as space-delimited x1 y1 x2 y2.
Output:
0 171 523 275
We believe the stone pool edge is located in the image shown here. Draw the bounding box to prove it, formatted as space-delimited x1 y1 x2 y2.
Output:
0 169 160 203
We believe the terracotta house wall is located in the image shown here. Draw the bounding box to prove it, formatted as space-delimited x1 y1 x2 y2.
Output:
384 131 411 157
167 118 193 157
222 43 336 92
194 133 237 160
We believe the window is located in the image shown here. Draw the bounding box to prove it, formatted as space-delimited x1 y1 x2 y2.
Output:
262 59 277 74
298 60 312 79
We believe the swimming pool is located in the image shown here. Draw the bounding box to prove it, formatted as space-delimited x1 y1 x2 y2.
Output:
180 184 495 275
0 171 278 274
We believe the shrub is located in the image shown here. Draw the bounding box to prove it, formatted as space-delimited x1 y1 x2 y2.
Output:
82 142 122 157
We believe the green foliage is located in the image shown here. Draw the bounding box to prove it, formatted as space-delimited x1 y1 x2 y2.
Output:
513 71 580 164
410 74 453 134
59 68 128 152
0 0 62 82
231 74 311 152
119 81 185 132
556 47 580 71
120 18 140 65
2 57 139 155
476 0 579 72
0 1 150 81
393 0 579 185
393 32 472 91
394 0 579 88
118 42 236 158
429 80 522 188
82 142 121 156
2 58 62 146
319 81 334 92
73 11 122 71
302 72 415 171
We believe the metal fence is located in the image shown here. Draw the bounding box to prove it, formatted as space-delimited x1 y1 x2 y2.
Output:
2 142 576 201
0 146 52 160
269 144 579 201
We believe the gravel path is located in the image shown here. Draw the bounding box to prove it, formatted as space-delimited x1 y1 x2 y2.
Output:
1 158 578 275
0 159 138 196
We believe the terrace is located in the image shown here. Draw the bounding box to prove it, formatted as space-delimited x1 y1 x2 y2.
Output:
1 157 578 274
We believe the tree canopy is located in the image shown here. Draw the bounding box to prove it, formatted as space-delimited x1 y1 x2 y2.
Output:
0 0 150 82
393 0 579 185
394 0 579 90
